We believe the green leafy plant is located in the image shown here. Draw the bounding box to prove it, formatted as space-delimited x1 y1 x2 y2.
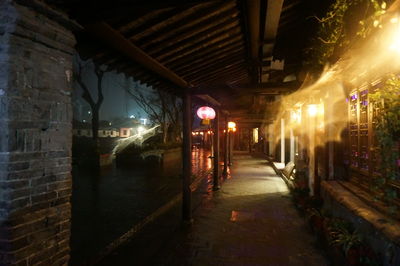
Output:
327 218 362 254
357 0 387 38
305 0 387 71
369 75 400 211
305 0 352 70
333 228 362 255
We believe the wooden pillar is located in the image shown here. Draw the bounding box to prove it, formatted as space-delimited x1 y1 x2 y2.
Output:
213 109 220 190
223 116 229 177
268 124 274 157
281 118 285 163
290 128 295 162
182 92 192 223
248 128 252 153
309 115 316 196
228 130 232 165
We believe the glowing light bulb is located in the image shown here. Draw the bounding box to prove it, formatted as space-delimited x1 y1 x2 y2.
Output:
391 17 398 24
307 104 318 117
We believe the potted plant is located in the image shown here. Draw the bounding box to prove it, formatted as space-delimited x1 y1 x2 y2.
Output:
307 207 325 235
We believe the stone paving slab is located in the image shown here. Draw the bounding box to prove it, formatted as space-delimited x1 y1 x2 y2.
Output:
151 156 329 266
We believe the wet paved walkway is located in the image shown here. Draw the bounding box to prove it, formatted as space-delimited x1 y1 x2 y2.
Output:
150 155 329 266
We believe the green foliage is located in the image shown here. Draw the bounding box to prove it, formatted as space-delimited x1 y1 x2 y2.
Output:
357 0 387 38
369 75 400 212
305 0 350 70
327 218 362 254
305 0 386 71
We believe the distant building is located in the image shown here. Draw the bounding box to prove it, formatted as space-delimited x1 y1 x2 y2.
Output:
73 119 131 138
73 129 92 137
119 128 131 138
98 128 120 138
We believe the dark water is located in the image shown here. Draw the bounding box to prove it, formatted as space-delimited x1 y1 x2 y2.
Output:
70 148 212 265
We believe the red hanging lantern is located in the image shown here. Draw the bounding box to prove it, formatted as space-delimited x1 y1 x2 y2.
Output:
196 106 216 120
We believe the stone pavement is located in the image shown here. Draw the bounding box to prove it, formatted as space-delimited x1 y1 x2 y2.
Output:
150 155 329 266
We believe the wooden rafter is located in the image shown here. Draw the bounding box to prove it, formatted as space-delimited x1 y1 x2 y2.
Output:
84 22 189 89
138 1 238 48
177 48 244 76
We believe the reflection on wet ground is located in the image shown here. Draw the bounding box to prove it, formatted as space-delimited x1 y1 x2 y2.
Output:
70 148 212 265
150 155 329 266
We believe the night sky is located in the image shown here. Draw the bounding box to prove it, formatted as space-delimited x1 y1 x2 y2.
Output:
72 58 150 122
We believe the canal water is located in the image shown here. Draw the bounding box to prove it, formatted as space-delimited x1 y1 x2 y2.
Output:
70 148 212 265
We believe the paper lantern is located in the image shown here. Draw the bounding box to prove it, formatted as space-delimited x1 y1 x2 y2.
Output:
196 106 216 120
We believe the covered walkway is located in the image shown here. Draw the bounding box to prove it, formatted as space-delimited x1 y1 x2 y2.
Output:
103 155 329 265
152 155 328 265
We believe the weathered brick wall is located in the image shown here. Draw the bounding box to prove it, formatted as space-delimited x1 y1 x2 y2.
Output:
0 1 75 265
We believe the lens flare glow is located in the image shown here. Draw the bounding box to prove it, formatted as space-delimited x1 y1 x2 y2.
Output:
307 104 318 117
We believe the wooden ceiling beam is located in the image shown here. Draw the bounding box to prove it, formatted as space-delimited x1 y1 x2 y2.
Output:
139 2 238 49
84 22 189 89
192 67 247 85
156 27 242 62
281 0 302 13
169 40 243 70
163 33 243 66
180 50 244 75
183 55 245 79
76 1 220 24
190 62 245 83
246 0 260 60
177 47 244 77
117 8 174 34
203 69 248 86
128 2 217 42
149 18 240 57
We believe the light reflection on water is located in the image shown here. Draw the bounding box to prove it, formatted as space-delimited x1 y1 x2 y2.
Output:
71 148 214 265
191 147 212 175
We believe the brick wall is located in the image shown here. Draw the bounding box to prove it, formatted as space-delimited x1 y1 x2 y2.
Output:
0 1 75 265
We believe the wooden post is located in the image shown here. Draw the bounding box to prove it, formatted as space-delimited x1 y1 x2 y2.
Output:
229 129 234 165
290 128 295 162
223 116 229 177
182 92 192 223
248 128 252 153
213 109 220 190
309 115 315 196
281 118 285 163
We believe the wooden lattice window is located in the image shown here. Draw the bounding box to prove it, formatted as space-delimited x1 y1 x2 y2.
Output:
348 81 400 214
